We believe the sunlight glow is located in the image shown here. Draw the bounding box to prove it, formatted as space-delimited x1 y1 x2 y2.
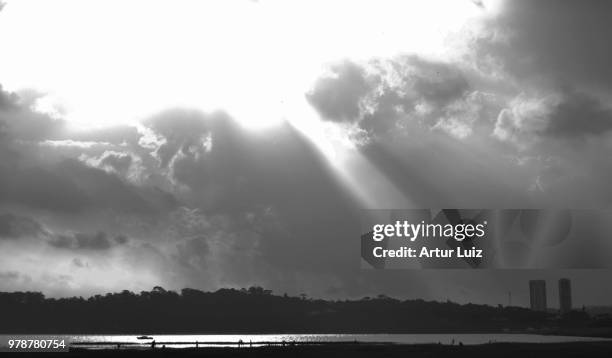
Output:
0 0 487 130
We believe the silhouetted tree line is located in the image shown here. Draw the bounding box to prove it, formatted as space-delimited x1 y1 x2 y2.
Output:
0 287 594 334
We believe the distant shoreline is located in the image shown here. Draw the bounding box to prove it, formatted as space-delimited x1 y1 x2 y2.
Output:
4 328 612 338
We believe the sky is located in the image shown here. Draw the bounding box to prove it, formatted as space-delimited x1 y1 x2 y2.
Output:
1 0 612 307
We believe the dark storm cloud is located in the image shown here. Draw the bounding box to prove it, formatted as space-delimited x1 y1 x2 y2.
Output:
55 159 177 214
0 212 129 250
48 231 127 250
0 213 46 239
469 1 612 207
1 165 90 213
458 0 612 144
174 235 209 270
544 91 612 137
114 234 129 245
0 159 175 214
479 0 612 92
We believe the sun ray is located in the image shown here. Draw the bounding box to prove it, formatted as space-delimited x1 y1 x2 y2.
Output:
286 99 412 210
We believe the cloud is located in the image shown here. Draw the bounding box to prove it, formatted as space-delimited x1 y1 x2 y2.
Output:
476 0 612 92
462 1 612 145
493 91 612 147
471 0 485 9
71 124 143 147
56 159 177 214
0 212 131 251
114 234 129 245
0 86 66 141
1 93 368 297
48 231 127 250
40 140 112 149
0 85 178 215
544 91 612 137
3 0 612 305
0 85 18 110
0 158 176 215
303 16 612 213
400 56 471 107
0 213 46 240
307 56 487 139
143 108 215 168
0 271 32 289
98 151 133 173
135 110 371 291
71 258 88 268
0 271 22 281
1 165 90 213
492 93 558 146
306 60 370 123
82 150 136 179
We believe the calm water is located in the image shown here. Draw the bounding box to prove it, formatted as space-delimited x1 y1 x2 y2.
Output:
2 333 608 349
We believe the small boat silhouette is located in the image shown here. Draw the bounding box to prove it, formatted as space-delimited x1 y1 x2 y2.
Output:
137 336 153 340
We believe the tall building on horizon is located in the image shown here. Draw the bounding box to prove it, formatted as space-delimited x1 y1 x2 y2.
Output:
559 278 572 313
529 280 547 311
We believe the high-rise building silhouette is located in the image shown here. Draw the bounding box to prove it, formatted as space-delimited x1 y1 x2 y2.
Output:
529 280 547 311
559 278 572 313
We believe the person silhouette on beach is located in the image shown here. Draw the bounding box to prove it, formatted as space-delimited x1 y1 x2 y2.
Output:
238 339 243 348
196 341 199 348
151 340 156 349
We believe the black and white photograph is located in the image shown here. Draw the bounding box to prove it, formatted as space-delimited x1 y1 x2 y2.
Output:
1 0 612 357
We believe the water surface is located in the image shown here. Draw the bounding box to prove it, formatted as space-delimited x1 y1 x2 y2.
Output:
58 333 612 349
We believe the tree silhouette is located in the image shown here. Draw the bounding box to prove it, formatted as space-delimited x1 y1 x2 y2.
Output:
0 287 601 334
